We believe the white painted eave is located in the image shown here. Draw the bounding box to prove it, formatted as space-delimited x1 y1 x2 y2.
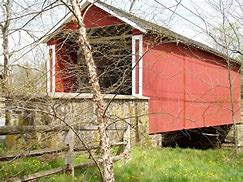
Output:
39 0 147 44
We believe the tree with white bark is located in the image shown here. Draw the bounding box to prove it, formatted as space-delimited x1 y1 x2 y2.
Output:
58 0 116 181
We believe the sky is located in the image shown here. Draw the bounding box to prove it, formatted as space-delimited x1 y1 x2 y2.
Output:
0 0 241 66
107 0 214 44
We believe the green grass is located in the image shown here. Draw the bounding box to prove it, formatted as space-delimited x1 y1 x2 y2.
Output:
1 147 243 182
114 147 243 182
0 140 5 154
0 153 90 181
0 156 63 179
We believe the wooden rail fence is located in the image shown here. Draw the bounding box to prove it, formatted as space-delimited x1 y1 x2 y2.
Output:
0 124 130 181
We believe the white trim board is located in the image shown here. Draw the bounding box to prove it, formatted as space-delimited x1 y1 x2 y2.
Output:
132 36 136 95
132 35 143 96
138 35 143 96
51 45 56 95
47 46 51 93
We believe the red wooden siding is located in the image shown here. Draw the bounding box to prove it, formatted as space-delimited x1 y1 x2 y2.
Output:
55 42 79 92
62 5 122 31
143 37 240 134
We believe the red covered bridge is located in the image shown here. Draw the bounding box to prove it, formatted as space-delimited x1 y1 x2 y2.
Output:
42 0 241 136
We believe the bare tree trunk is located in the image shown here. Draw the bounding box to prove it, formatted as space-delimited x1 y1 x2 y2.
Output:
0 0 11 93
226 59 238 153
69 1 115 181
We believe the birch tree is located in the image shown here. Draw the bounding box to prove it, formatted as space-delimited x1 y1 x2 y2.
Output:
60 0 115 181
0 0 11 93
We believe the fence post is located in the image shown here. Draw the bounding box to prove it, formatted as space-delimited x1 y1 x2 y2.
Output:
123 122 131 155
64 128 74 176
0 97 6 141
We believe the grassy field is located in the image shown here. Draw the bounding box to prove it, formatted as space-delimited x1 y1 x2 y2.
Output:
0 146 243 182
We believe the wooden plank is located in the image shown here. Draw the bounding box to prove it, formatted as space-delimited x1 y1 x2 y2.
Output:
64 129 74 176
89 34 132 44
10 167 64 182
0 125 126 135
0 142 126 161
0 147 67 161
10 156 122 181
116 123 130 155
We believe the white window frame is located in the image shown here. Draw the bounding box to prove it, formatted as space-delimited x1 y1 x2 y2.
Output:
47 46 51 94
47 45 56 95
132 35 143 96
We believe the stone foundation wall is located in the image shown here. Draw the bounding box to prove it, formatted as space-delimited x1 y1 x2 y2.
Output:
225 123 243 150
3 93 149 150
224 99 243 151
237 123 243 149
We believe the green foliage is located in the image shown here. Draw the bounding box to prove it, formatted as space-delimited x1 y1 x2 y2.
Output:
1 147 243 181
